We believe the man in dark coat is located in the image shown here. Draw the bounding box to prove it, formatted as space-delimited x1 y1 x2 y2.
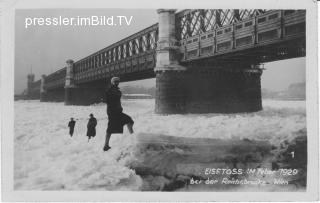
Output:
103 77 134 151
87 114 97 142
68 118 76 137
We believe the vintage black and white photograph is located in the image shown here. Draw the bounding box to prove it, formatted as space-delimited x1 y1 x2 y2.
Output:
1 0 319 201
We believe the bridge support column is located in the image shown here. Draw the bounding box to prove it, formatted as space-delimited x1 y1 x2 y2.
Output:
183 64 263 113
156 65 262 114
155 9 187 114
40 74 47 102
155 9 262 114
64 59 77 105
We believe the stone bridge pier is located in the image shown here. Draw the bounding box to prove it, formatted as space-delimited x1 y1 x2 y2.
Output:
64 59 77 105
40 74 47 102
38 60 108 105
155 9 262 114
64 60 105 105
40 74 65 102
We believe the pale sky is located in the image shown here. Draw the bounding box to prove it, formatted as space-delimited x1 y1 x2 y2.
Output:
15 9 305 94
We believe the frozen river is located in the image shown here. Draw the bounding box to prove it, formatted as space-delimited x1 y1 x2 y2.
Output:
14 99 306 190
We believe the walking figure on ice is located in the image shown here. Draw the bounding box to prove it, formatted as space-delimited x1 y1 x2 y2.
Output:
103 77 134 151
68 118 76 137
87 114 97 142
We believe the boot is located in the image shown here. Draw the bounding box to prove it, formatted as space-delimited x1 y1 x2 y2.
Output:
103 145 111 151
127 123 134 134
103 132 112 151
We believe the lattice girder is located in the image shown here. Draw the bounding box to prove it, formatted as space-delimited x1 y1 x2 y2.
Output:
176 9 267 40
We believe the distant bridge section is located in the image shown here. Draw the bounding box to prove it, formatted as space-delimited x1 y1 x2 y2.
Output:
44 68 66 90
73 23 158 84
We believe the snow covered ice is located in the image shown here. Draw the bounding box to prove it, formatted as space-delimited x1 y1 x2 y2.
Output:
14 99 306 190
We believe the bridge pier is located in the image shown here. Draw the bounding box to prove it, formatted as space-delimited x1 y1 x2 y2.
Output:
156 65 262 114
63 60 106 105
183 64 262 113
64 59 77 105
155 9 262 114
40 74 47 102
45 88 65 102
155 9 187 114
68 85 106 105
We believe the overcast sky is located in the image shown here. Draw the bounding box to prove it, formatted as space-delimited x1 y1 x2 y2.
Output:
15 9 305 94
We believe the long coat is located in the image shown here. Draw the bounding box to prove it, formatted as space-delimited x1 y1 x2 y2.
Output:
68 120 76 136
106 85 134 134
86 117 97 138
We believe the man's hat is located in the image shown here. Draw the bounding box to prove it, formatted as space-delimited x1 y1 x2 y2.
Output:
111 77 120 85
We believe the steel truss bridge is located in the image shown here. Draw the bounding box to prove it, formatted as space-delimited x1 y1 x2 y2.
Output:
26 9 305 113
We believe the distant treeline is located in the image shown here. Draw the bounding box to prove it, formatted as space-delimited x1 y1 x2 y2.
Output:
121 86 156 98
122 83 306 101
262 82 306 100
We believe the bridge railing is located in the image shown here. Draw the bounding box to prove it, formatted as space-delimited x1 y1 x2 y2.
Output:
73 23 158 83
30 79 41 90
44 68 66 89
175 9 267 41
177 10 305 62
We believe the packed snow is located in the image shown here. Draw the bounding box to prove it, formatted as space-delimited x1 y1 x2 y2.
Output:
14 99 306 190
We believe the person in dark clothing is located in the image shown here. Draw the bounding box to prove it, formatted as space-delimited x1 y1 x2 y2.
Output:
103 77 134 151
87 114 97 142
68 118 76 137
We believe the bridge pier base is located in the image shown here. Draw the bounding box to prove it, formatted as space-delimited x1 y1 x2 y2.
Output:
155 71 186 114
155 65 262 114
185 66 262 113
43 88 65 102
40 93 47 102
65 86 105 105
64 87 76 105
64 59 76 106
40 74 47 102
